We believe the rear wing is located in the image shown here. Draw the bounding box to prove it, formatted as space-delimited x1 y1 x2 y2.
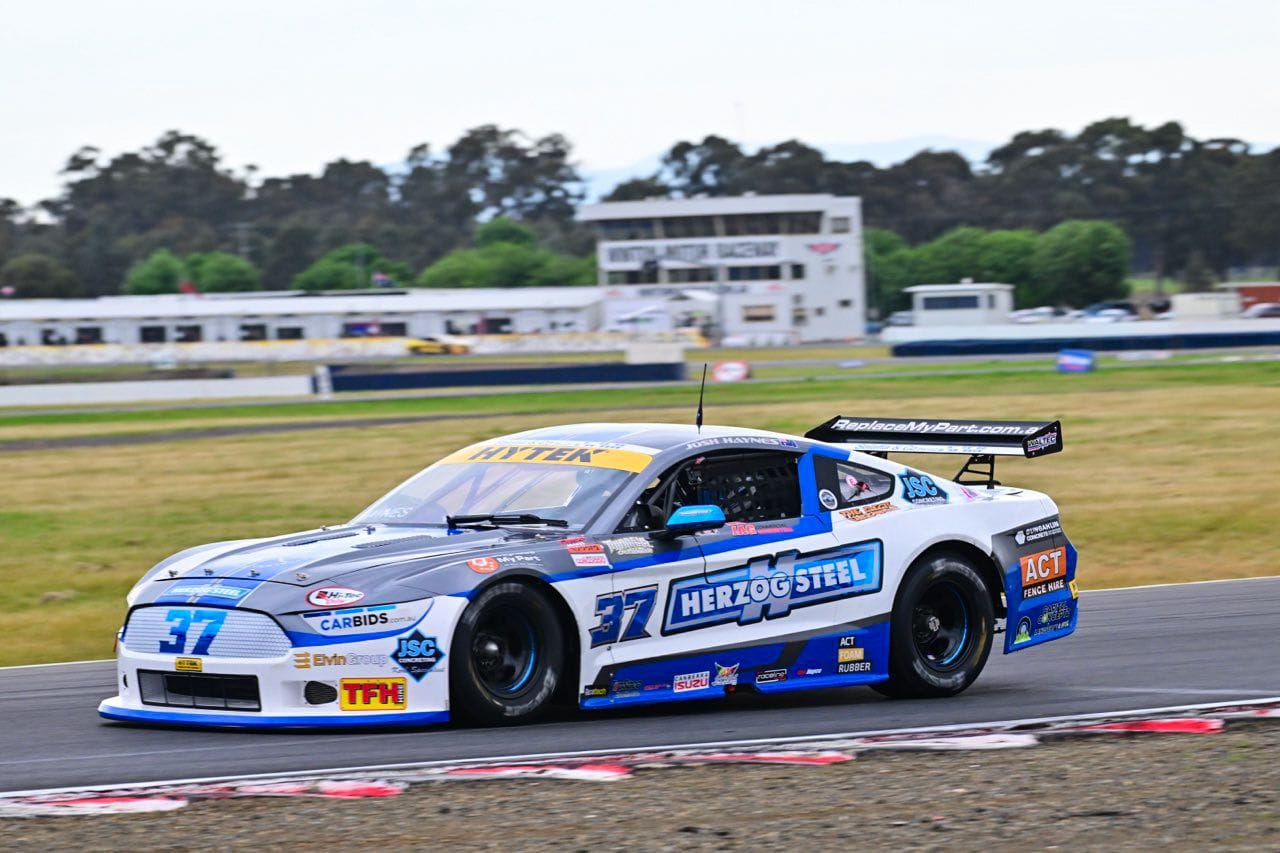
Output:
804 416 1062 487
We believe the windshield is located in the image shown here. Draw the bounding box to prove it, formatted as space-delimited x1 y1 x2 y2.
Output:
354 443 647 528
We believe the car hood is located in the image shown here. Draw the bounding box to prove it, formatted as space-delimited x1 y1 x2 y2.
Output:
130 524 572 609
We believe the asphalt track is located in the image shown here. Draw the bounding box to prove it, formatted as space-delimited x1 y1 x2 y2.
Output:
3 577 1278 794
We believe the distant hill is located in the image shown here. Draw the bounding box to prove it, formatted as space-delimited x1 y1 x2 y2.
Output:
579 135 999 201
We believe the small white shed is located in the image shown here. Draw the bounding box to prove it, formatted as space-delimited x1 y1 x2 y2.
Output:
905 282 1015 327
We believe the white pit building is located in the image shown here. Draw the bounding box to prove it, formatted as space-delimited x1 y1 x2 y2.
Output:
906 283 1015 326
577 194 866 344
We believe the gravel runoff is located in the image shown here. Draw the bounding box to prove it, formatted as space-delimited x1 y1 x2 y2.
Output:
7 722 1279 850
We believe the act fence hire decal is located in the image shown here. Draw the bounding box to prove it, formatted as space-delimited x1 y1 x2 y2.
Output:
663 541 882 633
1020 546 1068 598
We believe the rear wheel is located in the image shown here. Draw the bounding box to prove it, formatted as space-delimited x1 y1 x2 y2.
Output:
450 582 565 724
873 551 994 699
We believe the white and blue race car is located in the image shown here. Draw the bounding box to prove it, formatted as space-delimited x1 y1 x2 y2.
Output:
99 417 1078 728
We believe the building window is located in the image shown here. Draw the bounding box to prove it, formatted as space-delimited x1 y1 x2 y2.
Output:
667 268 717 283
727 265 782 281
175 325 203 342
75 327 103 344
792 308 808 326
607 271 629 285
380 322 408 337
276 327 304 340
140 326 166 343
830 216 851 234
781 212 822 234
987 294 996 308
481 317 513 334
341 321 382 337
838 299 853 309
922 295 981 310
790 263 805 280
240 324 268 341
597 219 657 241
742 304 777 323
660 216 716 238
722 214 782 236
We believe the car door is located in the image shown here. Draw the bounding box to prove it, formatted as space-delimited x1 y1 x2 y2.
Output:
592 447 849 697
814 450 901 676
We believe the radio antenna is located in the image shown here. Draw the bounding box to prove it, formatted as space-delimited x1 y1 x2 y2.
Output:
695 364 707 433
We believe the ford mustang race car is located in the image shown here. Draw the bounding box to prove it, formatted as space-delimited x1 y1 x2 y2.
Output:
99 417 1078 729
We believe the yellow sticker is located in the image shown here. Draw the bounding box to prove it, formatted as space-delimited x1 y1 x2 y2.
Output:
1069 579 1080 600
175 657 202 672
439 443 652 473
339 677 407 711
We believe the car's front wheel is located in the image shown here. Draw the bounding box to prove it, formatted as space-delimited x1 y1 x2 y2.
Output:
450 582 565 724
873 551 994 699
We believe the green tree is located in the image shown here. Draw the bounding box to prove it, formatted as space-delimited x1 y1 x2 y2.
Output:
417 214 594 288
1180 249 1215 292
1031 220 1131 306
187 251 261 292
54 132 247 296
293 243 411 291
863 228 915 314
0 253 79 298
416 231 594 289
911 227 987 284
977 230 1038 305
123 248 186 295
475 217 537 248
294 258 362 291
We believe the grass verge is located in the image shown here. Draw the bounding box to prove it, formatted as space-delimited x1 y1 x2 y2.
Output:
1 359 1278 664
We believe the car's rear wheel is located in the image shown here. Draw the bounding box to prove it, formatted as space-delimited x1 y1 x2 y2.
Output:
450 582 565 724
873 551 994 699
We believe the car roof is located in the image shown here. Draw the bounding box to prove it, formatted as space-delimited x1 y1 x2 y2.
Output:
496 422 806 452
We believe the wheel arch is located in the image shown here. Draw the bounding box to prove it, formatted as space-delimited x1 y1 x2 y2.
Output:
899 539 1006 619
463 570 582 705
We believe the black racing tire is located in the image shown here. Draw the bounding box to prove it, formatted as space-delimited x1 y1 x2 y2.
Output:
872 551 994 699
450 581 566 724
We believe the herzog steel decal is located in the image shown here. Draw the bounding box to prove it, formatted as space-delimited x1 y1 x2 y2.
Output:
662 541 882 634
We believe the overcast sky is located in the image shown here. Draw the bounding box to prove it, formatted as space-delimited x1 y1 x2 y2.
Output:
3 0 1277 208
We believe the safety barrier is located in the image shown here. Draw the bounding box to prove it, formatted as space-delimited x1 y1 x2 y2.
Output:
317 361 688 393
891 328 1280 357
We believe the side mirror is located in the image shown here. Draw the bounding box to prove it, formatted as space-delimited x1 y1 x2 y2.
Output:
660 504 726 538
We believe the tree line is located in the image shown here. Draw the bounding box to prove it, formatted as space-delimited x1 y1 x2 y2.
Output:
867 221 1132 312
0 118 1276 304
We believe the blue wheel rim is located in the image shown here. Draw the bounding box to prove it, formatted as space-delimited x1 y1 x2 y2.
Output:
912 581 972 670
473 605 540 698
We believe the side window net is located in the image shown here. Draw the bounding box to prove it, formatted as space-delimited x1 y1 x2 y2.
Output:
616 451 802 531
679 453 801 523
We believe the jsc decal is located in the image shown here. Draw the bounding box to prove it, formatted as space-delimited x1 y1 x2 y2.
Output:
899 471 947 505
390 630 445 681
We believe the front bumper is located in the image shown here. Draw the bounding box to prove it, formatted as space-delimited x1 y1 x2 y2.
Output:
99 596 465 729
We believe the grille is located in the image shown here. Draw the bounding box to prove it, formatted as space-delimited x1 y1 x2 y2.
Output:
123 606 292 658
304 681 338 705
138 669 261 711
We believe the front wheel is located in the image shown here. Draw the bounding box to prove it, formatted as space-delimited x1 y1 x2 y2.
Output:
874 551 994 699
450 582 565 724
